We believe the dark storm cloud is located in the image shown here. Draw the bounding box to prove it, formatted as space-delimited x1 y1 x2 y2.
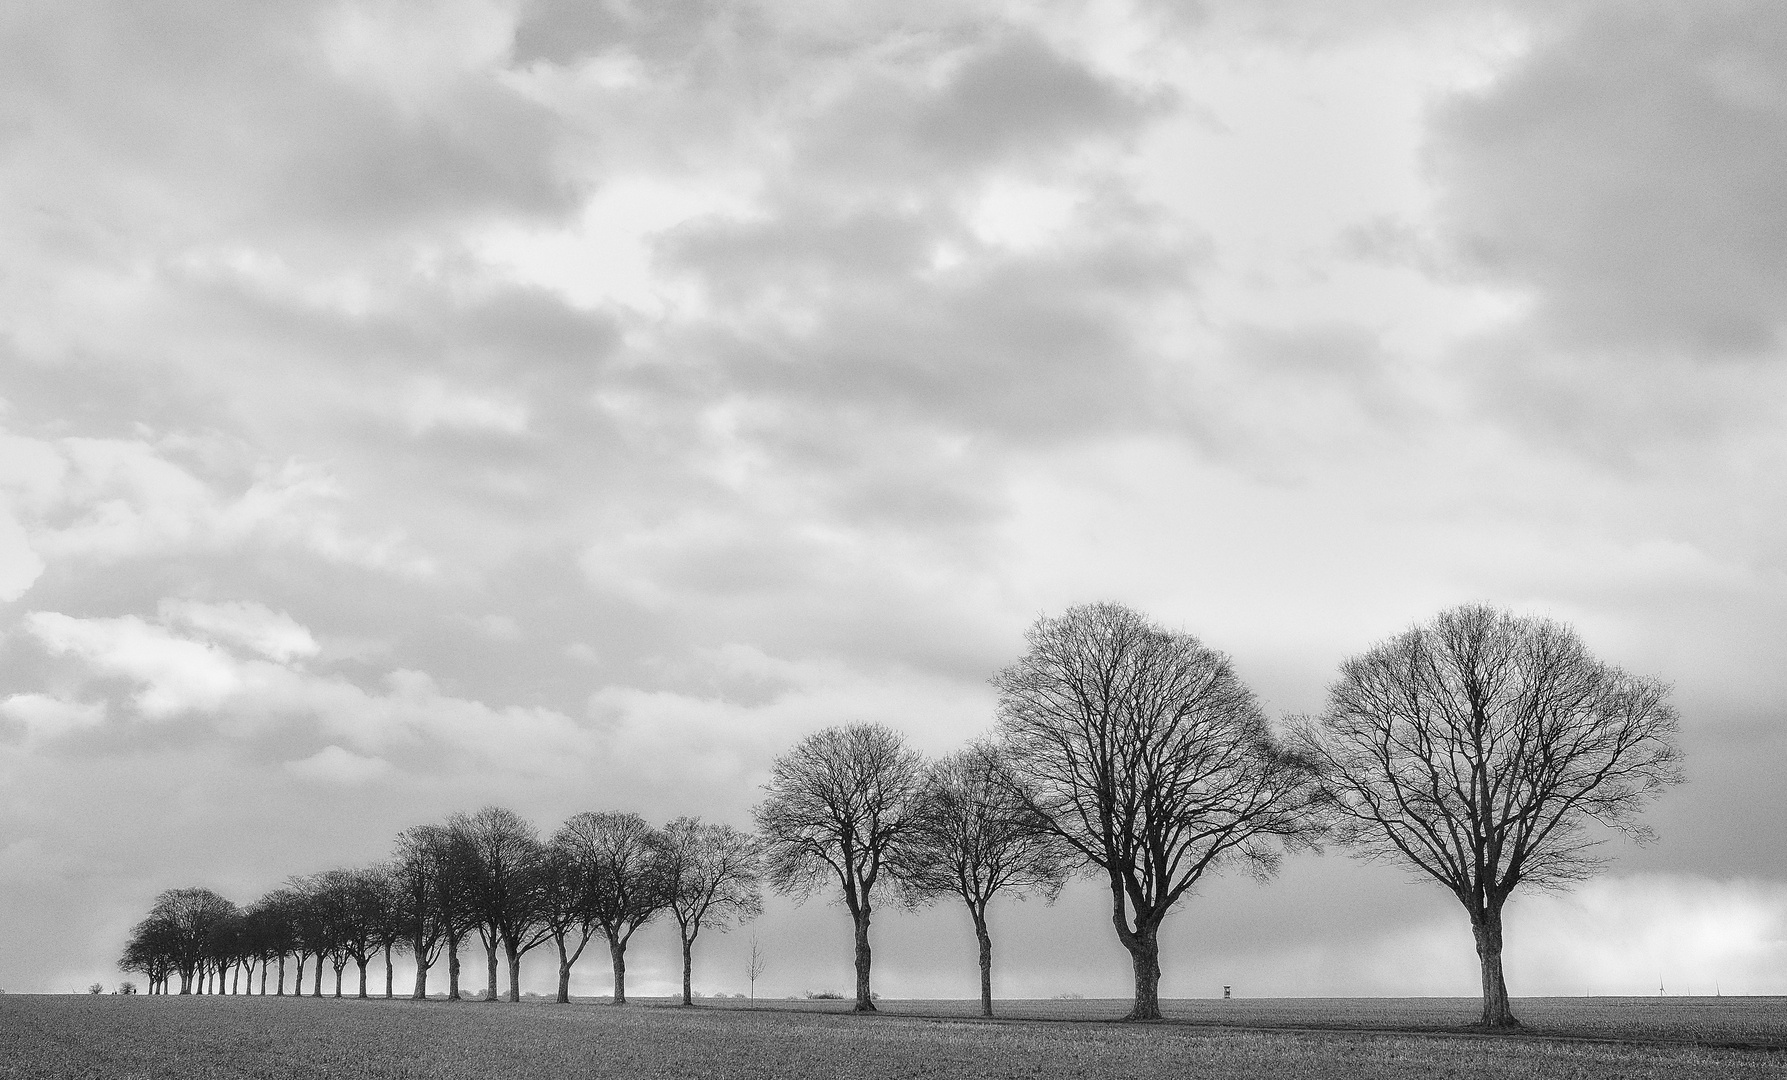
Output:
1431 0 1787 359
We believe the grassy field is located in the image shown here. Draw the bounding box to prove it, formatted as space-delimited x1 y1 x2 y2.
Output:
2 994 1783 1079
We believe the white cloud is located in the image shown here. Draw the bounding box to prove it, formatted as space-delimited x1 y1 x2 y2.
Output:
0 498 45 602
399 379 531 436
159 599 320 664
284 744 393 784
0 429 435 580
0 694 106 741
27 612 245 718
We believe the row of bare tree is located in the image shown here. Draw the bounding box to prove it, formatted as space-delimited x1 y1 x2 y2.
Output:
121 811 762 1005
748 602 1682 1029
124 602 1683 1030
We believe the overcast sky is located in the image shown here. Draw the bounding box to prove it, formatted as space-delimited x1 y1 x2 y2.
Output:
3 0 1785 1000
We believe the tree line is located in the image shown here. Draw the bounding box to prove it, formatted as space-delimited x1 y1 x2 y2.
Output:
121 810 763 1006
122 602 1684 1029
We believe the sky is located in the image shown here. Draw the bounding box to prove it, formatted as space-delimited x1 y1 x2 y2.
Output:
2 0 1785 1000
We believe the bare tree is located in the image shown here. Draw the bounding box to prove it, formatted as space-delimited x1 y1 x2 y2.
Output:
659 817 763 1006
747 934 766 1002
1291 604 1683 1028
753 722 925 1013
898 743 1070 1017
448 807 550 1003
538 830 601 1004
556 811 671 1005
313 868 389 999
391 825 454 1000
995 603 1319 1021
143 888 236 994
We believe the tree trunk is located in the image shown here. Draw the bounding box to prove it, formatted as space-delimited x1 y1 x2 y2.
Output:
1472 904 1518 1028
1117 915 1162 1021
447 931 462 1001
608 936 628 1005
357 957 369 999
178 969 191 995
260 962 268 995
385 943 393 999
413 935 431 1000
852 907 875 1012
484 933 499 1002
681 932 695 1006
313 955 324 997
972 903 994 1018
556 937 574 1005
291 954 302 997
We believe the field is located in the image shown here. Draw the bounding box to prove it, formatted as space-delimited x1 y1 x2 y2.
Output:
2 994 1784 1079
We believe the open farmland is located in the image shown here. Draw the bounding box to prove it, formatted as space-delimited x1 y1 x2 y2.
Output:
2 996 1784 1080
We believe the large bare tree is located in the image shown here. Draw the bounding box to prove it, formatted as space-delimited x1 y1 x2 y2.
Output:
391 825 453 999
449 806 550 1003
753 722 925 1013
658 817 763 1006
538 828 602 1004
556 811 670 1005
1292 604 1683 1028
897 743 1069 1017
144 887 237 994
995 602 1319 1021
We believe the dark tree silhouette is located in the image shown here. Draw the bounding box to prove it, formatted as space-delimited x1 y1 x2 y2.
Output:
753 723 925 1013
142 888 237 994
391 825 455 999
449 807 550 1003
314 868 390 998
539 826 602 1004
658 817 763 1006
898 743 1069 1017
556 811 670 1005
996 603 1319 1021
120 915 179 994
1292 604 1684 1028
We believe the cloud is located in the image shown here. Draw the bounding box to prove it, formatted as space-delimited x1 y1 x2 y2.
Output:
284 744 392 784
158 599 320 664
28 611 245 719
21 604 592 776
0 693 106 742
1434 1 1787 359
0 497 45 601
0 428 435 579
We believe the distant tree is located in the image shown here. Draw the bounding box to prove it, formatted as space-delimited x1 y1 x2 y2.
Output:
538 827 601 1004
391 825 455 999
87 982 103 995
746 934 766 1002
753 723 926 1013
250 889 301 995
996 603 1320 1021
116 981 137 995
313 868 390 998
240 898 290 995
556 811 671 1005
283 876 336 997
658 817 763 1006
120 914 179 994
1292 605 1684 1029
449 807 550 1003
897 743 1070 1017
142 888 237 994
